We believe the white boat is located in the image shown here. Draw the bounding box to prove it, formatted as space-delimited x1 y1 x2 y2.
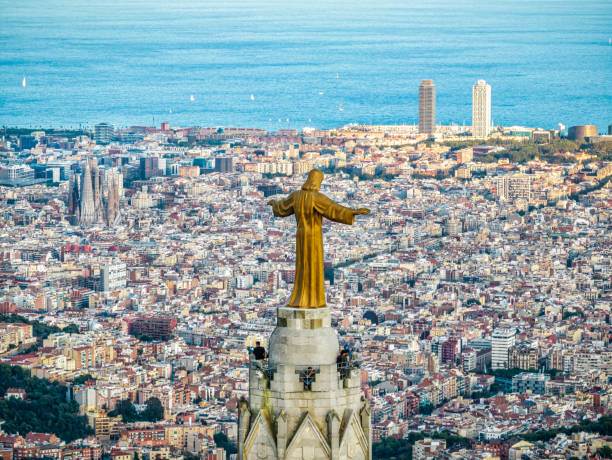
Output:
22 76 26 88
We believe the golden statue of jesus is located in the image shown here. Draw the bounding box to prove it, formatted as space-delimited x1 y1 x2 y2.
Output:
267 169 370 309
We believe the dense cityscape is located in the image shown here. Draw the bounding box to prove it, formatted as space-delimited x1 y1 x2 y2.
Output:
0 78 611 460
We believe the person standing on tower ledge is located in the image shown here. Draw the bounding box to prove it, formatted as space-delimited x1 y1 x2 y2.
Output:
267 169 370 309
253 341 266 361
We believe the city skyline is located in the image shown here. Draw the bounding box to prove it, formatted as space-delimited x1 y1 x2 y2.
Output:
4 72 608 138
0 123 610 459
0 1 611 459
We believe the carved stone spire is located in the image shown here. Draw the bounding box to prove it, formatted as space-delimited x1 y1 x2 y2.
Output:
239 307 371 460
79 161 95 226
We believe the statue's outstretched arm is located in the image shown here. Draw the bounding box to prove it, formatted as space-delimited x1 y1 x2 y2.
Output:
267 192 295 217
314 192 370 225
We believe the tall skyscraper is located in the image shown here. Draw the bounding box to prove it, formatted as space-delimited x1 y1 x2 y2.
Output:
491 328 516 370
472 79 491 138
418 79 436 135
94 123 114 145
140 157 163 179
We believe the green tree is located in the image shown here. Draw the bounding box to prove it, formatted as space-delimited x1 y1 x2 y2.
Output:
420 404 435 415
108 399 138 423
597 446 612 458
0 364 93 442
520 416 612 442
63 324 80 334
373 432 470 460
20 344 39 354
0 314 79 340
214 432 237 455
373 436 412 459
141 397 164 422
72 374 95 385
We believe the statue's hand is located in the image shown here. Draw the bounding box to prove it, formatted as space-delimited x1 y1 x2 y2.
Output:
355 208 371 215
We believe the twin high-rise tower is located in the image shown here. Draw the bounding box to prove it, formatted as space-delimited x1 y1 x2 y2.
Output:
418 79 436 135
472 79 492 138
418 79 492 138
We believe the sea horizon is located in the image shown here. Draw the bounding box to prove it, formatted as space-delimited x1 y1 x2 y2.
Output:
1 0 611 132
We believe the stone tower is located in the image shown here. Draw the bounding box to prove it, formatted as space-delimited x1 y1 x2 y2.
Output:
106 175 120 227
238 306 371 460
93 165 105 224
79 162 96 226
68 174 80 224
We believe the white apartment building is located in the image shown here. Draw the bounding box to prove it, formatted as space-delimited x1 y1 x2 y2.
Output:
563 351 612 377
235 274 254 289
413 438 446 460
101 262 127 292
131 189 154 208
491 328 516 370
472 79 491 138
496 173 533 201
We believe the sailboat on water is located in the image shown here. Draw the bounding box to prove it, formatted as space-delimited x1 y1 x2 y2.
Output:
22 76 26 88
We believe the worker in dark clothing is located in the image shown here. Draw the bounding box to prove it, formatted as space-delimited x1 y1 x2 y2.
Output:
303 366 316 391
340 349 351 378
253 341 266 361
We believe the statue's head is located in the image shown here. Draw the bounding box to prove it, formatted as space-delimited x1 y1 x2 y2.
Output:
302 169 324 191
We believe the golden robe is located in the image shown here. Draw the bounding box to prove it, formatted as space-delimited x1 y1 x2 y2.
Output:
271 189 355 308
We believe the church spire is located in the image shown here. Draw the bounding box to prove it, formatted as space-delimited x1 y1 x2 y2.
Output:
79 159 95 226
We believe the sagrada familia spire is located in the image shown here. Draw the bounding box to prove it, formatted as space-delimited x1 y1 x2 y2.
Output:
67 158 121 228
79 161 96 226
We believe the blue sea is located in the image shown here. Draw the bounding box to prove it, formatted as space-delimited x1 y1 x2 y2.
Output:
0 0 610 132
